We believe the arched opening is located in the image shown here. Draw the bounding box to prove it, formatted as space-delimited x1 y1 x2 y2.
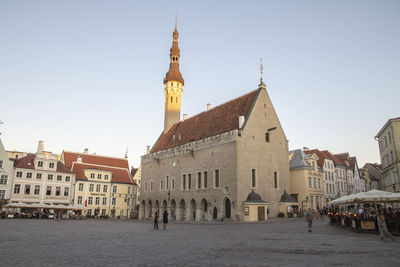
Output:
213 207 218 220
189 199 196 221
139 200 146 220
162 200 168 214
170 199 176 220
147 200 153 219
155 200 160 217
199 198 208 221
225 198 231 219
178 199 186 221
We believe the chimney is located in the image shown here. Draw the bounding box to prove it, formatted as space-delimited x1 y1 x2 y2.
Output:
37 141 44 153
303 147 309 151
84 148 89 154
146 146 151 154
239 116 245 129
207 104 211 111
183 114 187 120
77 155 82 163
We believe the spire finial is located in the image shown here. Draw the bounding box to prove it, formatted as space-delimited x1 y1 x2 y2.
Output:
258 57 266 89
175 11 178 30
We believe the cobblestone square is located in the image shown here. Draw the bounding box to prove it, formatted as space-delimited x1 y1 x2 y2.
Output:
0 218 398 266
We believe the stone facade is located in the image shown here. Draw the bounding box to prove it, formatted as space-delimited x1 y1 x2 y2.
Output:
139 87 290 221
375 117 400 192
0 138 14 202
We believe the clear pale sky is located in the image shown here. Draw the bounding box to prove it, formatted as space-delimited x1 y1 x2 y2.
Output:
1 0 399 168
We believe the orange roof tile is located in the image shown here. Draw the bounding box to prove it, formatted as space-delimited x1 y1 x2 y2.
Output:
71 162 135 184
152 89 260 153
63 151 129 170
321 150 345 166
15 153 72 174
303 149 325 169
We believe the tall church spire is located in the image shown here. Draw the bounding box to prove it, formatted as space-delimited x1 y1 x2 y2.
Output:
164 13 184 85
163 16 184 133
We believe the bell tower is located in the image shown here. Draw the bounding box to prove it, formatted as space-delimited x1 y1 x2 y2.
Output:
163 14 184 133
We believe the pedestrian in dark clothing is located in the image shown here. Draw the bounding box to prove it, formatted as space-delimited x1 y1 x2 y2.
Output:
153 211 159 230
305 208 314 232
163 210 169 230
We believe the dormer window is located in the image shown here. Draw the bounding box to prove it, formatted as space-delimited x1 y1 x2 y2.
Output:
90 173 95 179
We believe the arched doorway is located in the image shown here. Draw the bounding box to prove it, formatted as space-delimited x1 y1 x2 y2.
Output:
189 199 196 221
170 199 176 220
139 200 146 220
199 198 208 221
178 199 186 221
162 200 168 214
225 198 231 219
148 200 153 219
155 200 160 217
213 207 218 220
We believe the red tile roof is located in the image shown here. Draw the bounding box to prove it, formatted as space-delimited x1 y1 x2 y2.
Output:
71 162 135 184
321 150 346 166
63 151 129 170
152 89 260 153
303 149 325 169
14 153 73 174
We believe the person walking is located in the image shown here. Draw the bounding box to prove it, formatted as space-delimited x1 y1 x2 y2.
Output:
377 211 394 241
305 208 314 232
153 211 159 230
163 210 169 230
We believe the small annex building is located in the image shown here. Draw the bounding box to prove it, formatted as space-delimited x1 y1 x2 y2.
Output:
243 190 269 221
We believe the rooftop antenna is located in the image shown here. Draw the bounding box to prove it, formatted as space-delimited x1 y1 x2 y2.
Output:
125 147 128 159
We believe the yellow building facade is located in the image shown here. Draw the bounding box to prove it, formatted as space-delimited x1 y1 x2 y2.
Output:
61 150 137 219
289 149 325 211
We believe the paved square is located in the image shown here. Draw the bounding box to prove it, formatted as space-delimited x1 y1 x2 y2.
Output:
0 218 397 266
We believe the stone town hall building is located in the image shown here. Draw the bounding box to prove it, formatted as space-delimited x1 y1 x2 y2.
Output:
139 23 290 221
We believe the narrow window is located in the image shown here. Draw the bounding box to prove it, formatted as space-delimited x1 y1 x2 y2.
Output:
166 176 169 190
171 96 173 103
188 174 192 190
204 171 208 189
176 97 178 103
215 170 220 188
265 132 270 143
172 179 175 190
24 185 31 195
274 172 278 189
182 174 186 190
198 172 202 189
64 187 69 197
46 186 51 196
252 169 256 188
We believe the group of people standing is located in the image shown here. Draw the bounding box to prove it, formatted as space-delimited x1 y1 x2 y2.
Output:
153 210 169 230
